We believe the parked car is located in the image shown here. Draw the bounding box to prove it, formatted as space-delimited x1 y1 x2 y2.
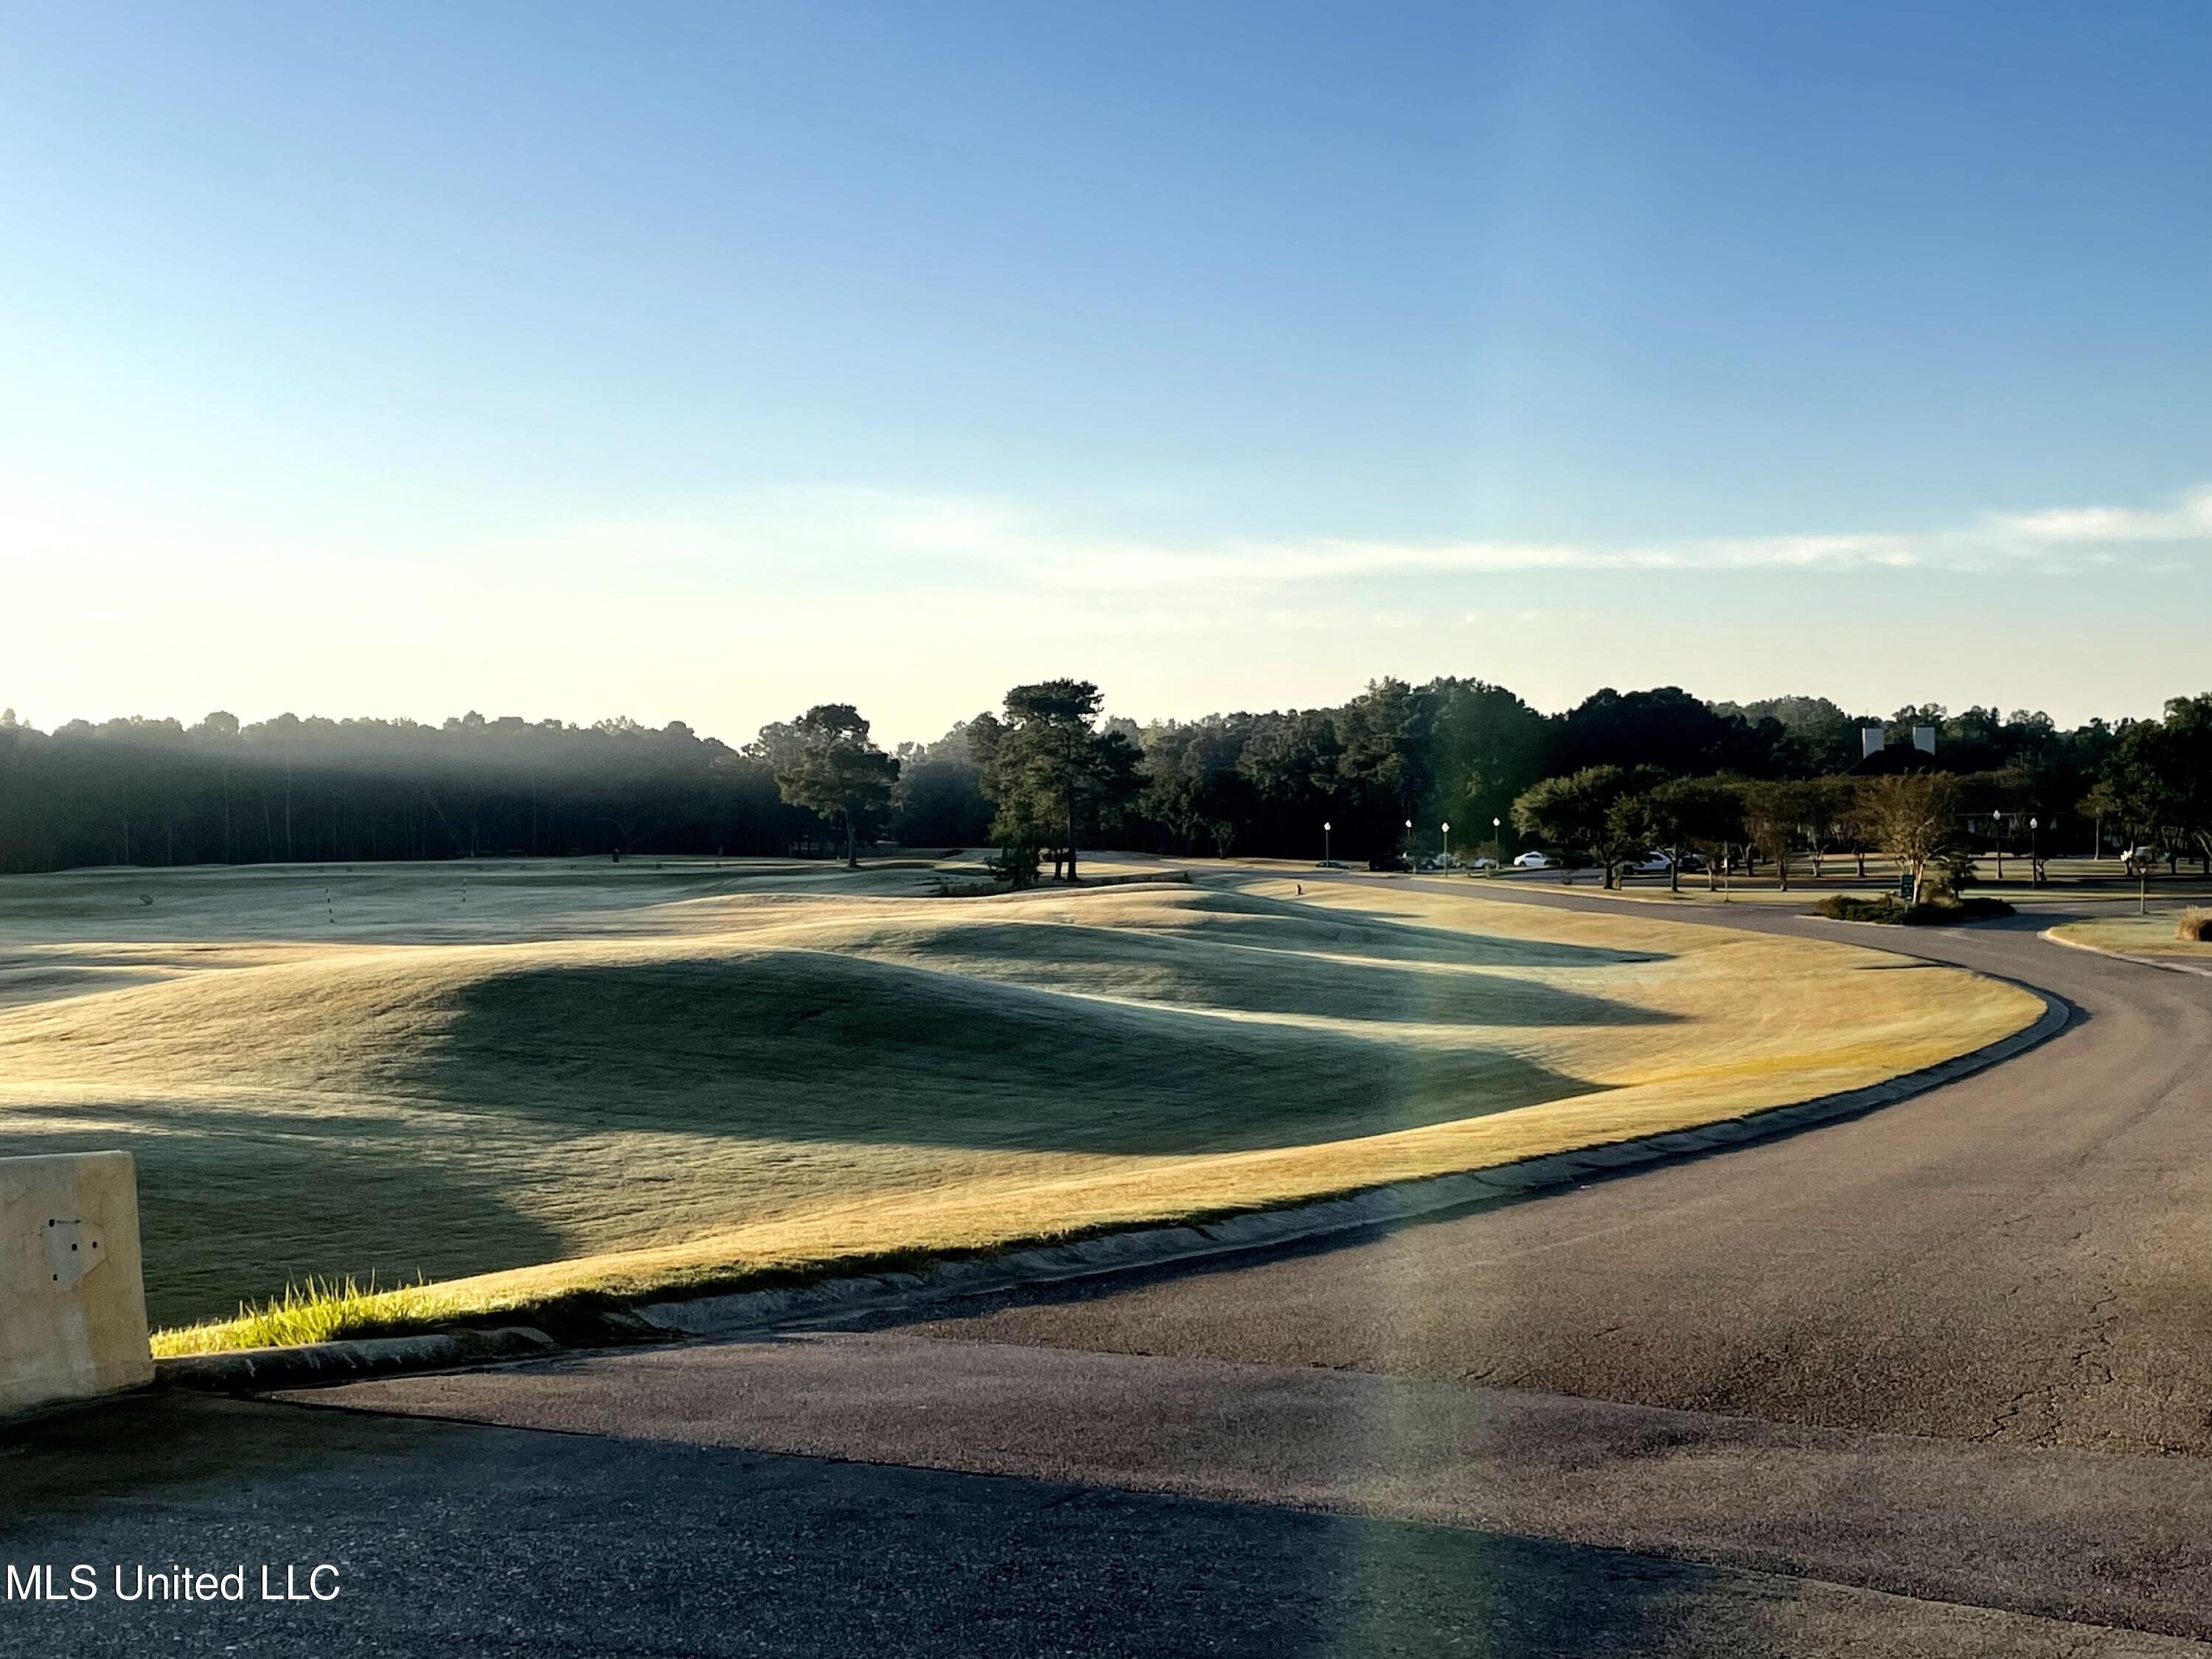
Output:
1626 852 1673 874
1512 851 1551 869
1314 858 1347 869
1467 856 1498 871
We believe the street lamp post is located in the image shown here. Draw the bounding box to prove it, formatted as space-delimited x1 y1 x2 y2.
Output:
1404 817 1413 869
1323 820 1332 865
1441 821 1450 871
1994 811 2006 882
1492 815 1502 872
2030 816 2041 886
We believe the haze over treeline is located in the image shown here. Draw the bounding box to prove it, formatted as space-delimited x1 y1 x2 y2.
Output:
0 679 2141 876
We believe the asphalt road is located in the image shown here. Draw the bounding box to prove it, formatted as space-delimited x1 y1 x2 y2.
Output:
4 1389 2205 1658
877 884 2212 1457
9 881 2211 1655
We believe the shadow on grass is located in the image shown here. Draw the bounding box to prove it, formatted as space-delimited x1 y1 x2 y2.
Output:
0 1112 570 1329
850 920 1675 1026
390 947 1635 1152
1152 882 1672 967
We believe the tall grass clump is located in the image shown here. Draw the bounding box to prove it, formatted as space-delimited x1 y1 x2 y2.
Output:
2180 908 2212 943
150 1273 448 1357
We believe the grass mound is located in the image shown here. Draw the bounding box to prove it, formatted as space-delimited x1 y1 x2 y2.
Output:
0 861 2042 1350
2180 908 2212 943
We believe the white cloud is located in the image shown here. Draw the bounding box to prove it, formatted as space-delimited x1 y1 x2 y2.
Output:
1989 487 2212 544
581 481 2209 592
6 473 2208 737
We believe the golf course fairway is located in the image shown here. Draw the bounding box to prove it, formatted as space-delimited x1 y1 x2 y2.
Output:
0 860 2040 1350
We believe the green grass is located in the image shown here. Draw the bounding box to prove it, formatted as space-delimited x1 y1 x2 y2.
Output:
173 1273 433 1352
0 860 2040 1353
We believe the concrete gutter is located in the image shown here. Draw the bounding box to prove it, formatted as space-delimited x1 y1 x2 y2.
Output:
158 985 2070 1396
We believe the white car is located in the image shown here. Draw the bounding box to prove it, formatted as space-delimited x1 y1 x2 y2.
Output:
1512 851 1551 869
1467 856 1498 871
1626 852 1673 874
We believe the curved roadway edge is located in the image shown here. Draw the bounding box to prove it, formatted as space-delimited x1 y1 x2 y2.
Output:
158 932 2068 1393
2044 924 2212 981
154 1324 563 1394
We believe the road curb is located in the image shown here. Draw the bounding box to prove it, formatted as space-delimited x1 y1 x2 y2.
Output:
158 986 2069 1394
157 1324 563 1392
2042 926 2212 980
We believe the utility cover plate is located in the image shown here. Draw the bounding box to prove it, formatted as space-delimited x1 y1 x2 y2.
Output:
42 1217 106 1290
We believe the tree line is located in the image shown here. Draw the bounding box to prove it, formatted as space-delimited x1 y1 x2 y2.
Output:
0 682 2201 881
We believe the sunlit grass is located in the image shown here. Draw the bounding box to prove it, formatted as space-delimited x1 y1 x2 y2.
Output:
151 1273 436 1355
0 860 2040 1355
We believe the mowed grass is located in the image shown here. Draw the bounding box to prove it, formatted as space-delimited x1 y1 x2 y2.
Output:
2050 912 2212 959
0 860 2039 1352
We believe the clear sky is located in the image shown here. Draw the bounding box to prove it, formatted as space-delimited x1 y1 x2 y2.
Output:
4 1 2206 742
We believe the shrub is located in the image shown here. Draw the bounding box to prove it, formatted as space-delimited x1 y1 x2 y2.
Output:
987 844 1041 888
1812 893 2014 926
1813 894 1903 922
2180 908 2212 943
933 877 1004 898
1904 895 2014 925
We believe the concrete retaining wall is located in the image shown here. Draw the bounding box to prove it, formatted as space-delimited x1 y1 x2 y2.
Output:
1 1151 153 1415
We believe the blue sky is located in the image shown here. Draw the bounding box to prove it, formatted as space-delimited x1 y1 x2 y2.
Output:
3 1 2206 739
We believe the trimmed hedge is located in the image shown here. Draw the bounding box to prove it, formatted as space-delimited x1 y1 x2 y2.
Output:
1813 894 1903 923
1812 893 2015 927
